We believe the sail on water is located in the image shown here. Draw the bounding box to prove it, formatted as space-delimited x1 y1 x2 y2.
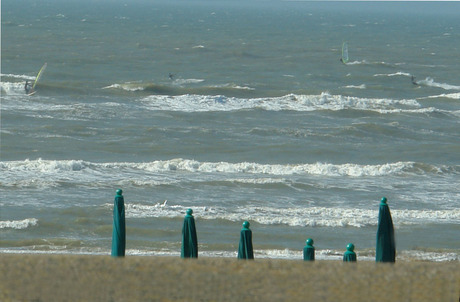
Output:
341 42 349 64
27 63 47 95
33 63 47 89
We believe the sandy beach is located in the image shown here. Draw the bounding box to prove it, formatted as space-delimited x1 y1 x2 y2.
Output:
1 254 459 302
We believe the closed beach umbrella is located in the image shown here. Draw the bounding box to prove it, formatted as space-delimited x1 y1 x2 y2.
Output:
376 197 396 262
181 209 198 258
237 221 254 259
303 238 315 261
343 243 357 262
111 189 126 257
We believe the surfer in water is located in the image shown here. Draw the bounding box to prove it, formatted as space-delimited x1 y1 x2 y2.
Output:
168 73 175 80
24 80 33 94
411 75 419 86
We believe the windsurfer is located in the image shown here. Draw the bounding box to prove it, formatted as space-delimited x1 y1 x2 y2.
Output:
24 80 33 94
411 76 419 86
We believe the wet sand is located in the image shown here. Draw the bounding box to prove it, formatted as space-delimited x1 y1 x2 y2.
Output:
1 254 459 302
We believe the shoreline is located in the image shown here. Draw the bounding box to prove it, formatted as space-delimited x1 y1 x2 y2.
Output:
1 254 459 302
1 248 458 262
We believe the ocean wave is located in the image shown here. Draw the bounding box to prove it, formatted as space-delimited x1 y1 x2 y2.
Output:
173 78 205 85
419 78 460 91
112 202 460 227
1 159 458 188
342 84 366 89
0 81 29 95
424 92 460 100
0 73 36 80
102 83 144 92
373 71 412 77
103 81 255 97
0 218 38 230
138 93 422 113
345 60 396 67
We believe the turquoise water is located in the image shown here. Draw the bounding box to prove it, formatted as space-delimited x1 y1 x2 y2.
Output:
1 0 459 261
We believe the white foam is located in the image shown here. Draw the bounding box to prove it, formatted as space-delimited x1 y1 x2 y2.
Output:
420 78 460 91
115 202 460 227
102 83 144 91
343 84 366 89
2 159 457 190
373 72 411 77
424 92 460 100
0 218 38 229
0 81 29 95
399 250 459 262
172 78 205 85
1 73 35 80
139 93 421 113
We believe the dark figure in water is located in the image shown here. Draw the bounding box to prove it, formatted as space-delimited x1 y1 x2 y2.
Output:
24 80 33 94
411 76 419 86
168 73 175 80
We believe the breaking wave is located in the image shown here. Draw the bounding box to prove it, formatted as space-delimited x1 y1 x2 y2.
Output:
105 201 460 227
138 93 423 113
419 78 460 91
0 218 38 230
1 159 458 189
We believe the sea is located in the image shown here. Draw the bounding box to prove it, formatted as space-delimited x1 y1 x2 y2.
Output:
1 0 459 262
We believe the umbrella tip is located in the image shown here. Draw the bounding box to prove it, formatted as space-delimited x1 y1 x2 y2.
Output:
242 221 250 229
306 238 314 246
346 243 355 252
116 189 123 195
380 197 387 205
186 208 193 215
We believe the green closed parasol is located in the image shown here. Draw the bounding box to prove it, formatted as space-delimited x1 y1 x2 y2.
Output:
181 209 198 258
376 197 396 262
111 189 126 257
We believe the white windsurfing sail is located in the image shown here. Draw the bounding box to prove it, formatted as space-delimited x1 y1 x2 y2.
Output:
32 63 47 89
341 42 349 64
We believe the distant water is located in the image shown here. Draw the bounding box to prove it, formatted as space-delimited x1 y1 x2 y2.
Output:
1 0 459 261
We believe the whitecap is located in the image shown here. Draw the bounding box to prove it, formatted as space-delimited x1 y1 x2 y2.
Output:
420 78 460 91
114 202 460 227
138 93 421 113
0 218 38 229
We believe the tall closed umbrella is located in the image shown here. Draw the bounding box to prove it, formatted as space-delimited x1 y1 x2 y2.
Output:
111 189 126 257
343 243 357 262
303 238 315 261
376 197 395 262
237 221 254 259
181 209 198 258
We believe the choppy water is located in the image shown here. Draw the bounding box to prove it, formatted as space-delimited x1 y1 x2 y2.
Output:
1 0 459 261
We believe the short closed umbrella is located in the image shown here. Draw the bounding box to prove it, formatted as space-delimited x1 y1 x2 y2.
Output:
181 209 198 258
237 221 254 259
376 197 396 262
343 243 357 262
303 238 315 261
111 189 126 257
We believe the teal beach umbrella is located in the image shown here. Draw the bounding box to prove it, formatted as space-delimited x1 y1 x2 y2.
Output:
343 243 357 262
181 209 198 258
111 189 126 257
303 238 315 261
376 197 396 262
237 221 254 259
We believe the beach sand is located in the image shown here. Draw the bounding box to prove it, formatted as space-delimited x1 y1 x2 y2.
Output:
1 254 459 302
